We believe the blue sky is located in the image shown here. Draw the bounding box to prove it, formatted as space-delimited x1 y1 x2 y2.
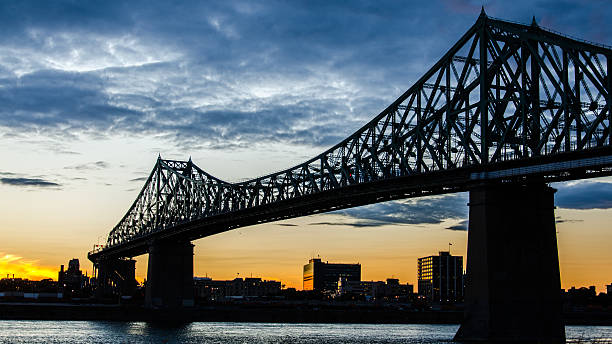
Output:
1 0 612 288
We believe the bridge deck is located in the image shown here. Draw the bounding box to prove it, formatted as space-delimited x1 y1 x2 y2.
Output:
90 147 612 260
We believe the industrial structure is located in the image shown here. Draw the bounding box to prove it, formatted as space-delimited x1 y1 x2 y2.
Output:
58 258 90 298
89 10 612 342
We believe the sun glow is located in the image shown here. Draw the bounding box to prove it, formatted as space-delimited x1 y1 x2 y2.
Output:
0 253 58 281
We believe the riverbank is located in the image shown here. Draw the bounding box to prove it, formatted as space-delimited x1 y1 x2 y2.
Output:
1 302 611 325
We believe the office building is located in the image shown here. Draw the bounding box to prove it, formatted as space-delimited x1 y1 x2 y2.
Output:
417 251 463 303
303 258 360 293
607 284 612 295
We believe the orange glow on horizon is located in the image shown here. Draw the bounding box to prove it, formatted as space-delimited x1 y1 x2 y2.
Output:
0 252 58 281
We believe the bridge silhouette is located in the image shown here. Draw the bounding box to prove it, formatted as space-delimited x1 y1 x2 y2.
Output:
89 11 611 343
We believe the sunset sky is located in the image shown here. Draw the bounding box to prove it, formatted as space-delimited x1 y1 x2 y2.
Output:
1 0 612 292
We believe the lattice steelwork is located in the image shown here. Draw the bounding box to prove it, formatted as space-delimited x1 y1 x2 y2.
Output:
102 13 612 250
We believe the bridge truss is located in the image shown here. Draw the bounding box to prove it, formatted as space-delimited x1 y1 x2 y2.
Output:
95 13 612 259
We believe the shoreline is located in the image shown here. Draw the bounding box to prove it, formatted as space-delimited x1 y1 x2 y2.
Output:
1 302 611 325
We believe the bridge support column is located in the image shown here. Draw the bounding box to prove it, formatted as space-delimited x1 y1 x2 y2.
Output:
455 183 564 343
145 240 194 309
94 258 137 299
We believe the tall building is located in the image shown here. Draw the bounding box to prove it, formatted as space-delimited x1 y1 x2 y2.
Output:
607 284 612 296
417 251 463 303
303 258 360 293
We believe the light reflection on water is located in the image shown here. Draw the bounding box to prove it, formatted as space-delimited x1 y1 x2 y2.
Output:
0 321 610 343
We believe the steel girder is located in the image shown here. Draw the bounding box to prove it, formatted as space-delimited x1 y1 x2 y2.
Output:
100 13 612 252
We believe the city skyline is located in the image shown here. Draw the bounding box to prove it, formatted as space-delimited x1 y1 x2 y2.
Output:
1 1 612 293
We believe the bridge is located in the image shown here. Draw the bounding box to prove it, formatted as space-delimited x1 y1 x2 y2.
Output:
89 10 611 343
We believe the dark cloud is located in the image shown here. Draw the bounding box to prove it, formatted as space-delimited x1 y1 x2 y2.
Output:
129 177 148 182
555 216 583 224
1 1 608 152
446 220 468 231
304 181 610 228
0 177 60 188
555 182 612 210
0 70 141 135
314 193 469 228
309 221 395 228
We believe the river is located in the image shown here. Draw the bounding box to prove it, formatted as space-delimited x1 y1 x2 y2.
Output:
0 321 610 343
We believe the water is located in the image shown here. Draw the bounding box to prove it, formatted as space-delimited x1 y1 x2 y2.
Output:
0 321 610 343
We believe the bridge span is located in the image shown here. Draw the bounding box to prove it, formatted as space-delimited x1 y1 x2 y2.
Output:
89 11 611 343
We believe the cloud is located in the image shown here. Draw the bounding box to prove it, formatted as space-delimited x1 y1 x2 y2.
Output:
0 1 606 154
319 193 469 228
446 219 468 231
0 177 60 188
312 179 610 229
309 221 397 228
555 182 612 210
129 177 148 182
65 161 110 170
555 216 583 224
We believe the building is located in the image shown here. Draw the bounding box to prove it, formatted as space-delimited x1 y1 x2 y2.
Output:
193 277 281 301
417 251 463 303
58 258 91 297
337 277 414 301
567 286 597 298
0 277 62 300
607 284 612 295
303 258 360 293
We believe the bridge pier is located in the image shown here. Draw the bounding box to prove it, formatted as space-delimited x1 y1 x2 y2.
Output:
94 258 137 299
145 240 195 309
455 183 565 343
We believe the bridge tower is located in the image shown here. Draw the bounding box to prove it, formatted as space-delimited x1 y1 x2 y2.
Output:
455 182 564 343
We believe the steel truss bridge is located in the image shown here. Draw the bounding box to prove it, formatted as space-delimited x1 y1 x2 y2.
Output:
88 11 612 342
90 13 612 261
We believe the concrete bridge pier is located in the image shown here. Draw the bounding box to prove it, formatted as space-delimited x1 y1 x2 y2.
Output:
145 239 195 309
94 258 137 299
455 183 565 343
